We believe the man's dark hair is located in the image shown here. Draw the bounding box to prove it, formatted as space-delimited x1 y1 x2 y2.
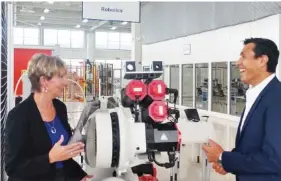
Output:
244 38 279 73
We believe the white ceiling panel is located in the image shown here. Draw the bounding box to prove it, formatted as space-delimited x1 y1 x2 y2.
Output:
14 1 132 32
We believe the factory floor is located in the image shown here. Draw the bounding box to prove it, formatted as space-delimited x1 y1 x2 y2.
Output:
66 101 236 181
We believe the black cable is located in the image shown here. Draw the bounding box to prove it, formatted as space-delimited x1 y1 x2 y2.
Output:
147 152 177 169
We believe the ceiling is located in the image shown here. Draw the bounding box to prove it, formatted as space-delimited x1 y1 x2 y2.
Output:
13 1 132 32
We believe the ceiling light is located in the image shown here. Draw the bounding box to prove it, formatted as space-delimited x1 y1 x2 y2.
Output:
19 8 35 13
82 19 88 23
48 1 54 4
38 22 42 26
76 24 80 28
111 26 117 30
43 8 49 13
40 16 45 20
121 22 128 25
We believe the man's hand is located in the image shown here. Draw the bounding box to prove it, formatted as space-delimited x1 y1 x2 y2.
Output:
202 139 224 163
213 162 227 175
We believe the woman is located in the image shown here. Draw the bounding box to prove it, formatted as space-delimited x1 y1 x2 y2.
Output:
4 54 92 181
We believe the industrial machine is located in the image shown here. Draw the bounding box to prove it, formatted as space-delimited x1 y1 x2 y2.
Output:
69 61 216 181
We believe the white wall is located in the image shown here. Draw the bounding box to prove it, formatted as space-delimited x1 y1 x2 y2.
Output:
142 14 280 66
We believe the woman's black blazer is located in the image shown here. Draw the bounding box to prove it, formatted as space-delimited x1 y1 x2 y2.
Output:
4 93 87 180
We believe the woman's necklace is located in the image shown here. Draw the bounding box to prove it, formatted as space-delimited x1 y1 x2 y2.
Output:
47 121 56 134
41 105 56 134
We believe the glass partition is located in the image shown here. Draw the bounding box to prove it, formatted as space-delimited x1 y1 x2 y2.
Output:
169 65 180 103
211 62 228 113
230 62 248 116
195 63 208 110
182 64 193 107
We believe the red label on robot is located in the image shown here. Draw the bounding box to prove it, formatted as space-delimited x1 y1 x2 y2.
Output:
148 101 168 122
126 80 147 101
148 80 167 100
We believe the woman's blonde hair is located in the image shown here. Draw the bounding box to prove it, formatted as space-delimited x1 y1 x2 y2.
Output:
27 53 67 92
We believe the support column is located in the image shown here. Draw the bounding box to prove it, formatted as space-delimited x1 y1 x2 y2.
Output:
7 2 14 111
131 23 142 71
86 31 96 61
121 23 142 88
86 31 96 97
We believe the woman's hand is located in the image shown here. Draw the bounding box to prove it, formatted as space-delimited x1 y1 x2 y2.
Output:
48 135 84 163
81 175 93 181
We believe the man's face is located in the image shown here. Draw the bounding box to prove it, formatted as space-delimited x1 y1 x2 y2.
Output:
236 43 267 85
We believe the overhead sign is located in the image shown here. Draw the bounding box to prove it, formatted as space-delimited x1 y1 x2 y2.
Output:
82 2 141 23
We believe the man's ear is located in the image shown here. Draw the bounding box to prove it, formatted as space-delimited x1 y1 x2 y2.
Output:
260 55 269 68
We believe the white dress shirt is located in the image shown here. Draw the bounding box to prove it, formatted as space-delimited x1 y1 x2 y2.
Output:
239 73 275 132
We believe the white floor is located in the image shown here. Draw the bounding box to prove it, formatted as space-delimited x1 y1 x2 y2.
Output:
65 101 236 181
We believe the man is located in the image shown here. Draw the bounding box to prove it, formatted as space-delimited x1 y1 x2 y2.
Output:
202 38 281 181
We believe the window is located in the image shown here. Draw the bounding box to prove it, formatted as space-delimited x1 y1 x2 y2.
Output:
24 28 39 45
44 29 84 48
96 32 108 49
14 27 24 44
44 29 57 46
120 33 132 50
71 31 84 48
230 62 248 116
169 65 180 104
108 32 120 49
195 63 208 110
211 62 228 113
95 31 132 50
58 30 71 48
182 64 193 107
14 27 39 45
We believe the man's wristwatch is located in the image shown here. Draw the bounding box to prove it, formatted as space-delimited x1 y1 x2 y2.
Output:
217 153 222 165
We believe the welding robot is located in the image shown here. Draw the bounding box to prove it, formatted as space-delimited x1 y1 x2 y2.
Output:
68 61 216 181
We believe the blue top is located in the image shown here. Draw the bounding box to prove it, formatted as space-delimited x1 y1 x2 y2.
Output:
44 116 69 168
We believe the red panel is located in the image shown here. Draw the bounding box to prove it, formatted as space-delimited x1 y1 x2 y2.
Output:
14 48 52 95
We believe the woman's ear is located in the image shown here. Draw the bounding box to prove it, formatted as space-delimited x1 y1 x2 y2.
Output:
39 76 47 89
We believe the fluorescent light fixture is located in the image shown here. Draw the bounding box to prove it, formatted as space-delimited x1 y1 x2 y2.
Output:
111 26 117 30
121 21 128 25
82 19 88 23
38 22 42 26
48 1 54 4
76 24 80 28
43 8 49 13
40 16 45 20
